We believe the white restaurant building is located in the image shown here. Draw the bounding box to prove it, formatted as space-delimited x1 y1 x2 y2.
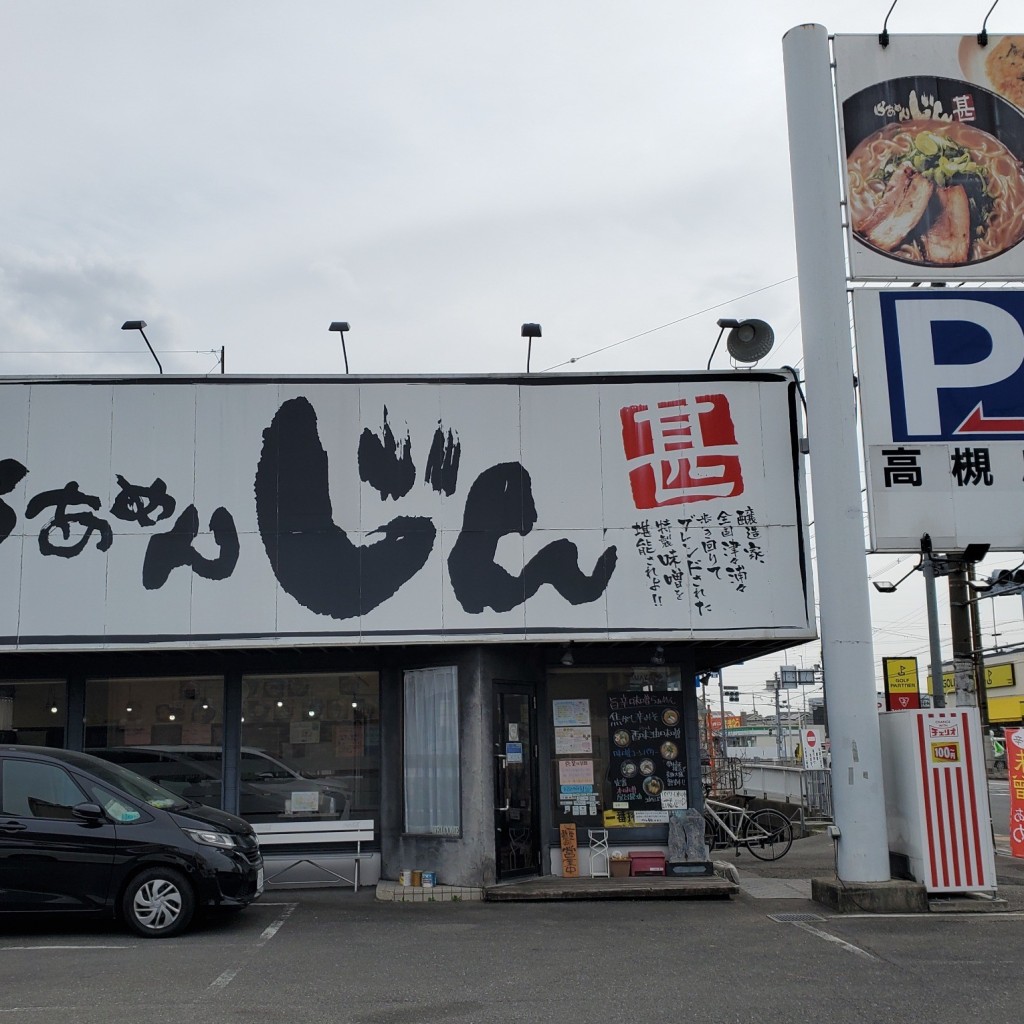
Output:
0 371 814 886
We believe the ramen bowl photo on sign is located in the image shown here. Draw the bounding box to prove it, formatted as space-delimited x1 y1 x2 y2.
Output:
843 75 1024 270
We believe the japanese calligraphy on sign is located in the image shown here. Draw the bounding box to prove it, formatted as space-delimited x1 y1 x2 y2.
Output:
629 507 766 612
1005 727 1024 859
0 375 812 649
620 395 742 508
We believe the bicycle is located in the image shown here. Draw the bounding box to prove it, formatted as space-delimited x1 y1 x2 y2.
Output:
702 797 794 861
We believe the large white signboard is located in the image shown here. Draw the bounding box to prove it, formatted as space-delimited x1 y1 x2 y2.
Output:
854 288 1024 551
0 374 813 650
834 33 1024 281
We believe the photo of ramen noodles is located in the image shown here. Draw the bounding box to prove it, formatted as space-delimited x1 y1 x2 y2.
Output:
661 708 679 727
620 761 638 778
643 776 664 796
613 729 630 747
639 758 656 776
848 119 1024 267
660 740 678 761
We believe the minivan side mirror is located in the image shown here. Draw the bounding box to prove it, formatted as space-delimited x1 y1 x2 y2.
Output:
72 802 107 824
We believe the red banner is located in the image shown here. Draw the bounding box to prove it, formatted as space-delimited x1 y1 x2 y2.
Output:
1006 727 1024 860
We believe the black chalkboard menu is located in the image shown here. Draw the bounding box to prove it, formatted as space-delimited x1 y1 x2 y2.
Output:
606 691 685 809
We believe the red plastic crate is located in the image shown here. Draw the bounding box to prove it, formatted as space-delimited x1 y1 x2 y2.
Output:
628 851 666 876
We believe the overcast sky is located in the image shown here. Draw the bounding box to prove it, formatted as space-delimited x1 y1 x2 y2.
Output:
2 1 1020 704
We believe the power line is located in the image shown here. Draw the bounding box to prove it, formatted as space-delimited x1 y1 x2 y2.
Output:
0 349 219 355
541 275 799 371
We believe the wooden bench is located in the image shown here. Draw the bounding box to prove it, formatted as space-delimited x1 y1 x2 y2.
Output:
253 819 374 891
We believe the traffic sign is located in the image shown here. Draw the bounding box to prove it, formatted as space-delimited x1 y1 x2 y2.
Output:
801 727 826 769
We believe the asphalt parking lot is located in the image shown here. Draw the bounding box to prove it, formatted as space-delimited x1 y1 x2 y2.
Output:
2 882 1023 1024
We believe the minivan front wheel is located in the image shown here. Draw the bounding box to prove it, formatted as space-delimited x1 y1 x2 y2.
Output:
122 867 195 938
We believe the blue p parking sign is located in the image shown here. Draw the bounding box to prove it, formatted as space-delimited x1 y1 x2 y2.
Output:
854 289 1024 552
877 290 1024 442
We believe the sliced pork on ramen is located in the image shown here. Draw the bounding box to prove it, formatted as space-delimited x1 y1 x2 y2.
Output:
847 119 1024 266
922 185 971 264
854 163 934 252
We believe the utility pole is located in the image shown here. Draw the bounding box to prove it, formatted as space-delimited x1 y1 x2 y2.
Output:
774 680 783 761
718 672 728 760
968 563 989 728
948 567 975 708
922 542 946 709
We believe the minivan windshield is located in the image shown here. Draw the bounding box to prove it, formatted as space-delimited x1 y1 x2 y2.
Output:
57 749 188 811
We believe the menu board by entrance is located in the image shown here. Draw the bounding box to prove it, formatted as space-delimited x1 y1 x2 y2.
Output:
606 691 685 810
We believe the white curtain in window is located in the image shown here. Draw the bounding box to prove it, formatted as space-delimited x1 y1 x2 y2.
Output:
403 666 460 834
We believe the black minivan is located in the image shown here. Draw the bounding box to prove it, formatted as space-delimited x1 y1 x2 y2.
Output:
0 746 263 938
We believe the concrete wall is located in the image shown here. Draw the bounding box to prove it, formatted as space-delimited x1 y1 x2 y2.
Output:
379 645 544 887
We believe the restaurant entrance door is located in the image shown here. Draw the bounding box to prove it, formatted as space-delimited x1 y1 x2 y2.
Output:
493 683 539 879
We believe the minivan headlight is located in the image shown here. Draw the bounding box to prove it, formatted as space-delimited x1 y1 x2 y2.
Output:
182 828 237 849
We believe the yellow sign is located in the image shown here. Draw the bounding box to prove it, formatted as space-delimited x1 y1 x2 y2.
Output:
885 657 919 692
928 665 1015 694
988 695 1024 723
925 671 957 695
603 809 635 828
929 740 962 766
985 664 1016 689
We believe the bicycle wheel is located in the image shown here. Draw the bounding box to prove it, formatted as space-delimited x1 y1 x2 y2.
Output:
703 812 719 854
743 808 793 861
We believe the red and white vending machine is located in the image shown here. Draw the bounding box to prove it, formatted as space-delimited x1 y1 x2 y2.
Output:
878 708 996 894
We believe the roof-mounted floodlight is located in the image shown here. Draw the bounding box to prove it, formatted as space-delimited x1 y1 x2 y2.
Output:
328 321 351 374
121 320 162 374
521 323 542 373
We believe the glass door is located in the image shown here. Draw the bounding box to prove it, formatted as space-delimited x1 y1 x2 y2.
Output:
493 684 539 879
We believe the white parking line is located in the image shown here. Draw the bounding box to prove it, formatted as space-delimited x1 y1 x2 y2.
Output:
793 921 880 961
207 968 242 993
0 1008 78 1014
258 915 289 944
207 902 297 994
0 945 133 951
836 911 1024 920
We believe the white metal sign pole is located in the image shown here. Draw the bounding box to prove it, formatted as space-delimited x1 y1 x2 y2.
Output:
783 23 889 881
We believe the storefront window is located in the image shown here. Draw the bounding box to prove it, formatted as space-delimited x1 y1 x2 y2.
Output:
0 681 66 747
403 666 460 835
548 667 683 833
241 672 380 823
84 676 225 805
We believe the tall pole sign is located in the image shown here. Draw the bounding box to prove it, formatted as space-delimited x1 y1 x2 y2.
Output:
835 32 1024 553
783 24 890 882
